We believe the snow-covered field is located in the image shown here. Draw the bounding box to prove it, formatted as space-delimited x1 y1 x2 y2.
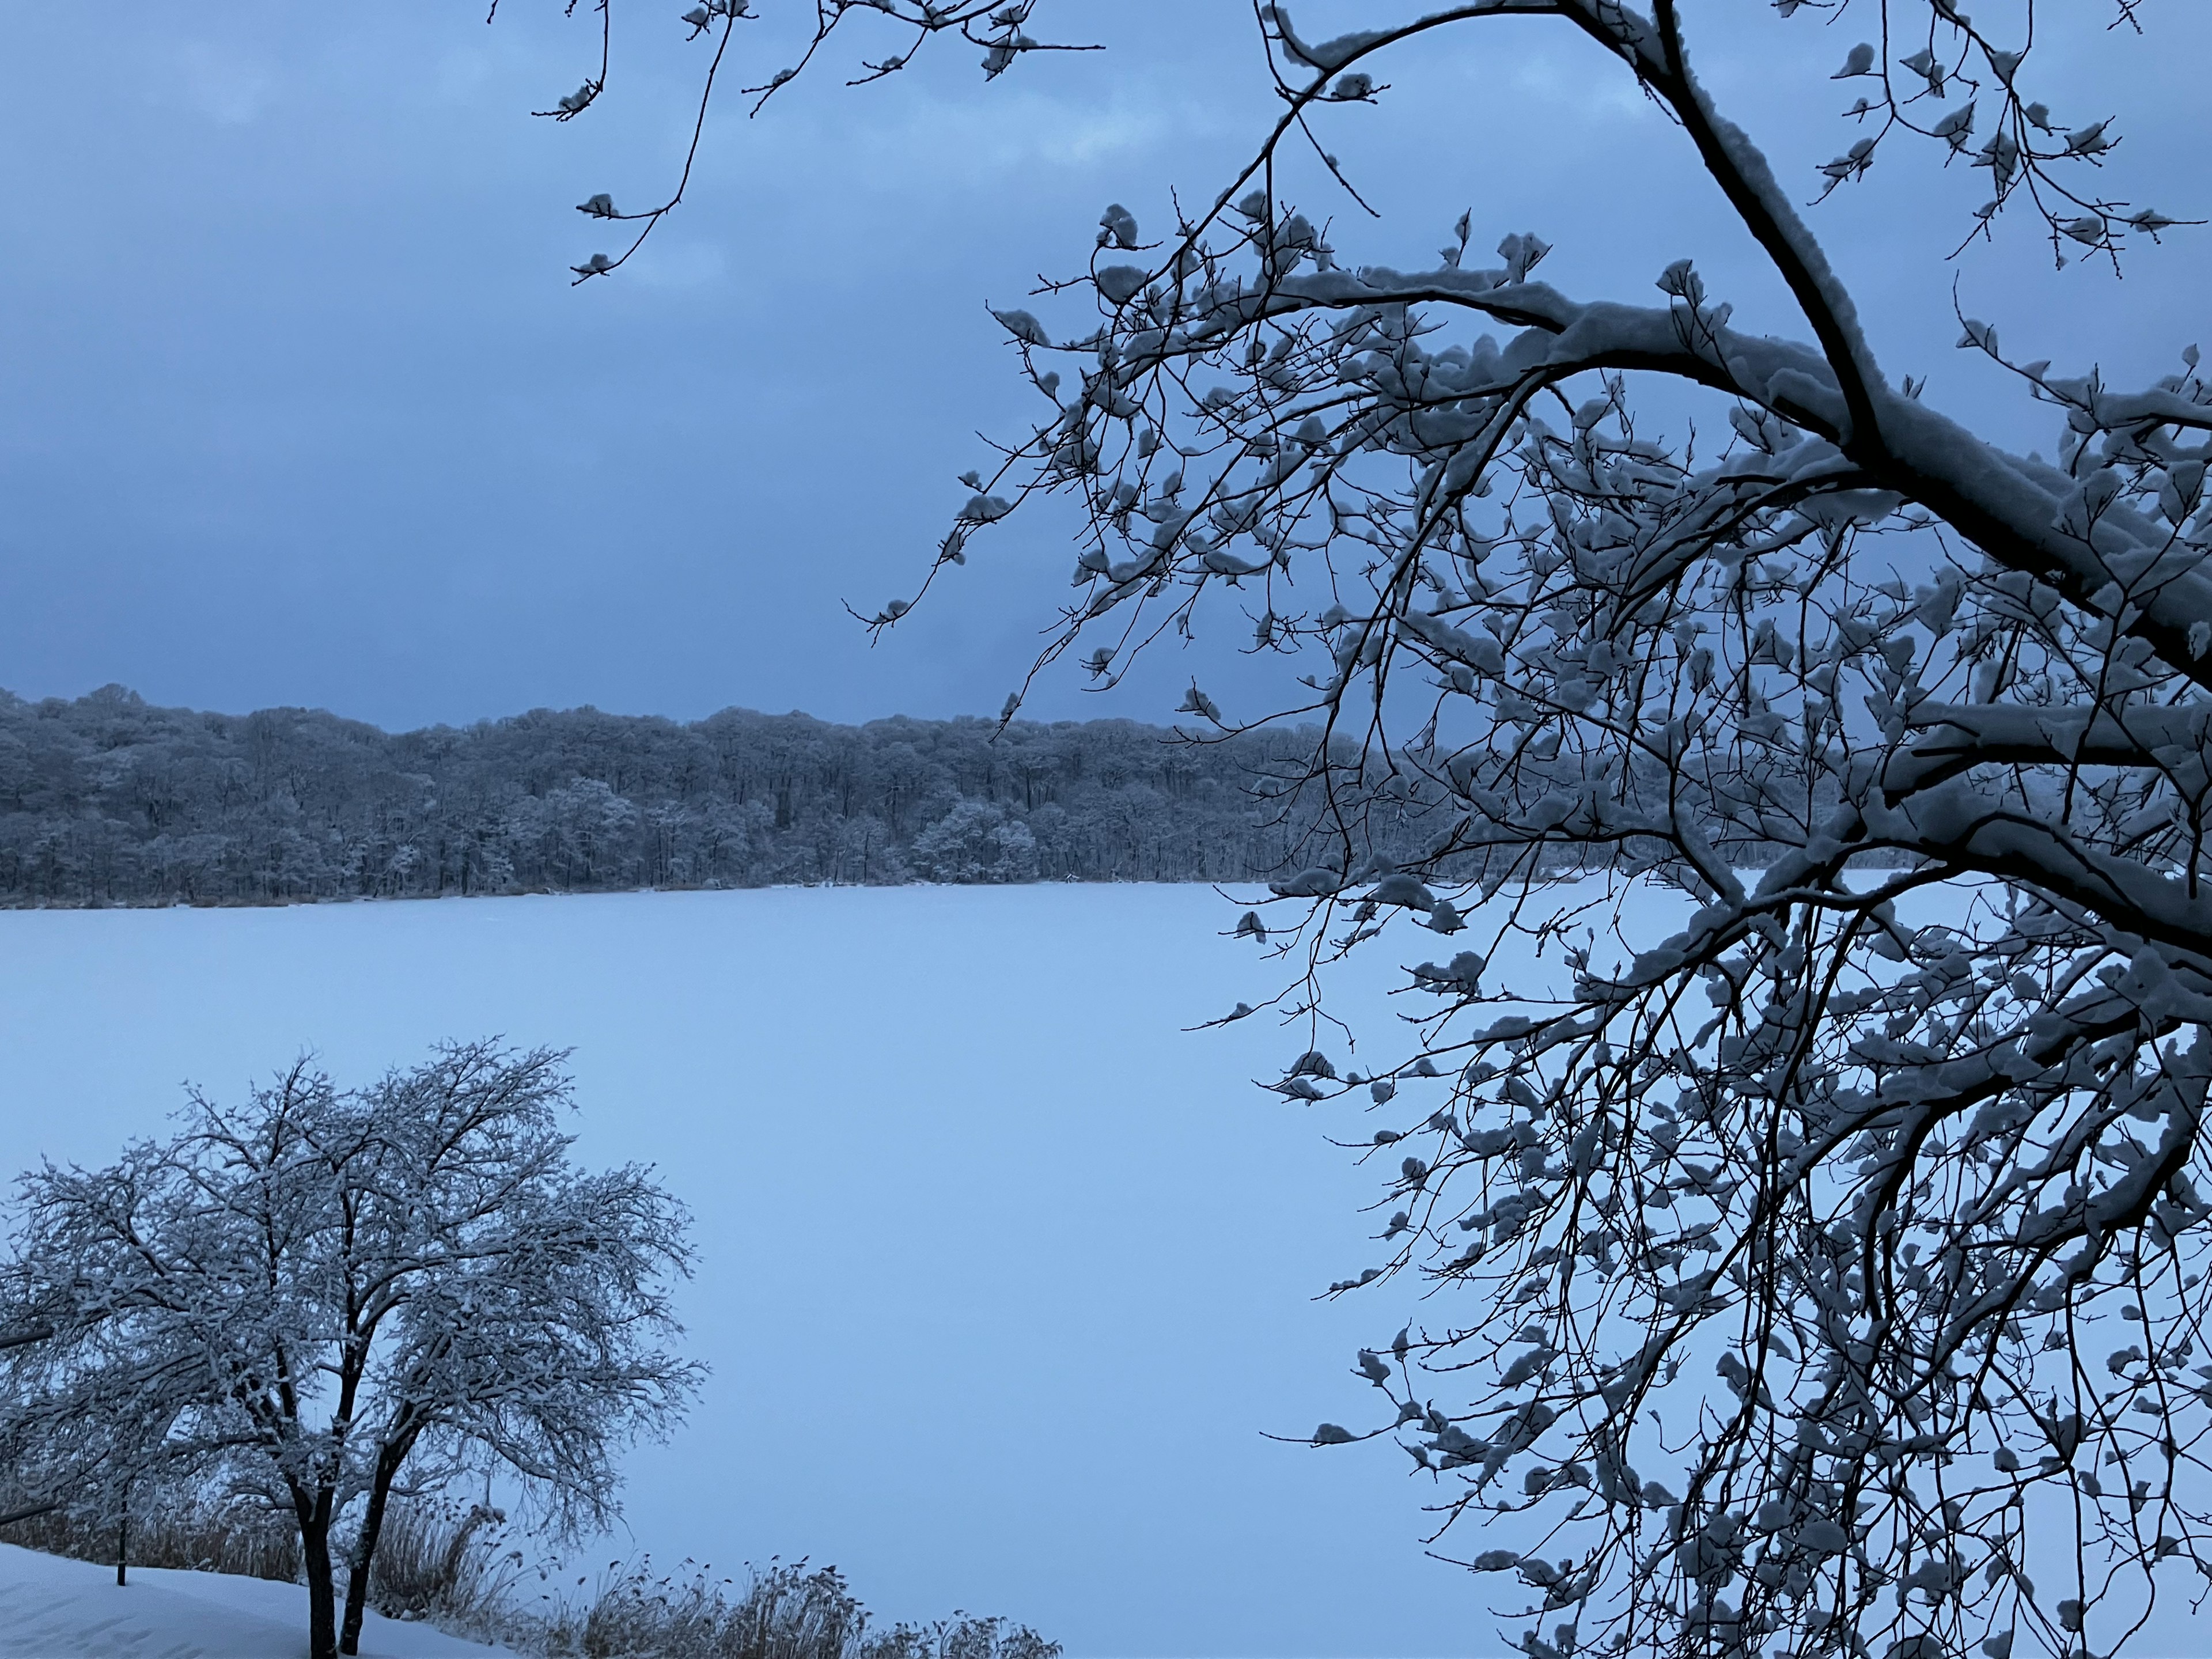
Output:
0 885 1533 1658
0 1540 511 1657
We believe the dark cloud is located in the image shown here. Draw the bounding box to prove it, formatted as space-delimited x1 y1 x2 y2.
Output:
1 0 2203 730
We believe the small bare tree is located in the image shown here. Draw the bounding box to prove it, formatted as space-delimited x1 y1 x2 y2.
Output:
0 1041 702 1659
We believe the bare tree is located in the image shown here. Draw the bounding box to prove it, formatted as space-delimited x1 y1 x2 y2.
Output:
512 2 2212 1654
0 1041 702 1659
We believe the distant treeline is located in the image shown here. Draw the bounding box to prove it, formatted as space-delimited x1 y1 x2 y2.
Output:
0 686 1334 905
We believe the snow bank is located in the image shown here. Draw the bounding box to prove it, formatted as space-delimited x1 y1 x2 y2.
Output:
0 1541 512 1658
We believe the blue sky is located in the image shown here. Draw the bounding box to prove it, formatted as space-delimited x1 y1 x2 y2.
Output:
1 0 2205 732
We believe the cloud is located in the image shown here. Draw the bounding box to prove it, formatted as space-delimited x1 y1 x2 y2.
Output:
730 80 1226 192
171 41 275 126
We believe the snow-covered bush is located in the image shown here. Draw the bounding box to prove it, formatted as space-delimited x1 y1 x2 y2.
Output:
531 1 2211 1653
0 1041 700 1659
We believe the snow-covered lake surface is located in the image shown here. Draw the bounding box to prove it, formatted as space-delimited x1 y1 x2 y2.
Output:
0 885 1527 1658
0 1540 513 1657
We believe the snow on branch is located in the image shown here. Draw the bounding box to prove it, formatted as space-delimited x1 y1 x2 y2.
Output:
872 9 2211 1658
514 1 2210 1654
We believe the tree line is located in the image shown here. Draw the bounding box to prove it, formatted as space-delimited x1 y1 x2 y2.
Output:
0 686 1333 904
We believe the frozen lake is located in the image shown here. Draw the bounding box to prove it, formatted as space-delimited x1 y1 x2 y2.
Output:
0 884 1512 1658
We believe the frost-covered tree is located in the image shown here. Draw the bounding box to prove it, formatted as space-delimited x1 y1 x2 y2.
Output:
524 2 2212 1654
909 796 1041 882
0 1042 700 1659
0 693 1315 900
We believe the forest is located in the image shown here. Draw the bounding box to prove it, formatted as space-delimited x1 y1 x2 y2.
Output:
0 685 1325 903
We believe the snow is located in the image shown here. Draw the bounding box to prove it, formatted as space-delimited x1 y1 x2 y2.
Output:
0 885 1503 1658
0 1541 512 1658
7 882 2207 1657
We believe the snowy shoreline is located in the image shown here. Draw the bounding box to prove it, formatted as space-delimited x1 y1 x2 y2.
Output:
0 1542 512 1658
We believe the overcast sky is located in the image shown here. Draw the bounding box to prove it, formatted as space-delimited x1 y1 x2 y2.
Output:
2 0 2205 733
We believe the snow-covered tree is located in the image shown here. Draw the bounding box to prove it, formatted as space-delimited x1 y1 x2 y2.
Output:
0 1042 700 1659
909 797 1041 882
0 694 1317 899
528 2 2212 1653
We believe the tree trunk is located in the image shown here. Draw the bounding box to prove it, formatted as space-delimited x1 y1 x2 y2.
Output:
338 1450 403 1657
300 1506 338 1659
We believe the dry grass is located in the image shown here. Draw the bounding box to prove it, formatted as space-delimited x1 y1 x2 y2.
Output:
559 1558 1060 1659
0 1489 301 1582
362 1499 521 1634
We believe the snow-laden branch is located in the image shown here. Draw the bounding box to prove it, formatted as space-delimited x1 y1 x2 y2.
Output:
507 0 2212 1651
844 6 2211 1656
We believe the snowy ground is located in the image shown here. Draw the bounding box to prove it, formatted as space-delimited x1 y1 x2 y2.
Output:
0 1541 512 1658
0 882 1615 1657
